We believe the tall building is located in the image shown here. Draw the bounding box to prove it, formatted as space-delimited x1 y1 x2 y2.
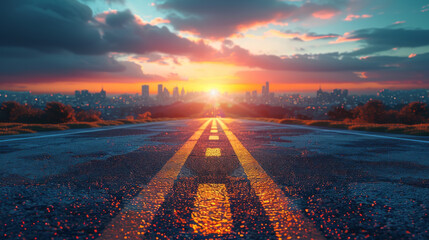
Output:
265 81 269 96
100 88 106 99
181 87 185 97
141 85 149 98
173 86 179 99
163 87 170 98
157 84 163 98
262 86 266 98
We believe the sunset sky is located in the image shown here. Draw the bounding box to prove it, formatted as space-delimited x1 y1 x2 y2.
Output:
1 0 429 95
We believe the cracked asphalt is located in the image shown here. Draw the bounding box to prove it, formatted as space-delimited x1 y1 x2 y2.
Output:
0 118 428 239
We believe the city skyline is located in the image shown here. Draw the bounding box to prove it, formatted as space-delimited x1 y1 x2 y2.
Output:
0 0 428 94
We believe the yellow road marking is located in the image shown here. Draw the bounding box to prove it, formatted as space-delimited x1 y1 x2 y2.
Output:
190 184 233 236
217 119 325 240
209 135 219 140
205 148 221 157
100 119 212 239
211 130 218 133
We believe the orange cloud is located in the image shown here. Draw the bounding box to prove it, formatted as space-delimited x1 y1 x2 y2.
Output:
265 29 338 41
344 14 372 21
408 53 417 58
312 9 338 19
149 17 170 25
330 32 361 44
354 72 368 79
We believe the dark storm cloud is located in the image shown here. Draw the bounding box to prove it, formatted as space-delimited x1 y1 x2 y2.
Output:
0 0 106 54
0 0 215 56
1 0 428 84
81 0 125 4
104 9 135 27
345 28 429 56
157 0 342 38
0 0 215 81
0 47 163 83
99 10 216 58
209 42 429 82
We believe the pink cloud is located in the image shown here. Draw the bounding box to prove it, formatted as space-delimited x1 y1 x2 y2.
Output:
266 30 338 41
354 72 368 79
408 53 417 58
149 17 170 25
312 9 338 19
344 14 372 21
330 32 361 44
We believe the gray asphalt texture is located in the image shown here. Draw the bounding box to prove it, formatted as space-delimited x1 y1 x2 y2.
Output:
0 118 428 239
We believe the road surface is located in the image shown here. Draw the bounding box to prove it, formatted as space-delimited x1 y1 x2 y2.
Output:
1 118 428 239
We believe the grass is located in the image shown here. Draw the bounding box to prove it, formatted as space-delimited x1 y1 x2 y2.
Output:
0 118 179 136
246 118 429 136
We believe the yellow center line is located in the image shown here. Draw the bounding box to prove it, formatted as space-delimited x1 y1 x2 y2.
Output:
211 129 218 133
205 148 221 157
209 135 219 140
100 118 212 239
217 118 325 240
190 184 233 236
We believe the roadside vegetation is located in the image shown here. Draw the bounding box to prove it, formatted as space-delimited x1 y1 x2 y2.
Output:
0 101 164 136
2 100 429 136
245 100 429 136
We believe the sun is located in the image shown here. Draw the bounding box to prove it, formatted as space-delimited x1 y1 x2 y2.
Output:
210 89 219 97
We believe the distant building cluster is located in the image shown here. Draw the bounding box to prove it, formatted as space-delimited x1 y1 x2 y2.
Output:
1 82 428 120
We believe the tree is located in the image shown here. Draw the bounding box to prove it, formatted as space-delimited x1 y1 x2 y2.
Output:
0 101 43 123
0 101 24 122
398 102 428 124
44 102 75 123
355 100 387 123
328 106 353 121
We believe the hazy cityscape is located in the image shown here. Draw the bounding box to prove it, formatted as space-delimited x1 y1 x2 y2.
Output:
1 83 428 120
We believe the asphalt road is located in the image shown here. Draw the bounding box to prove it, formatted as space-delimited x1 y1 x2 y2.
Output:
1 118 428 239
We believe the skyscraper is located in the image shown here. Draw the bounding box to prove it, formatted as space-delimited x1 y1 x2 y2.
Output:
265 81 269 96
157 84 163 97
163 87 170 98
100 88 106 99
173 86 179 99
142 85 149 98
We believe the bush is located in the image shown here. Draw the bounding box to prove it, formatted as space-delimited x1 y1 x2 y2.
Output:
76 110 101 122
44 102 75 123
354 100 387 123
398 102 428 124
137 111 151 120
328 106 353 121
0 101 43 123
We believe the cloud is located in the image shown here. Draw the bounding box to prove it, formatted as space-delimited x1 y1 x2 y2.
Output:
344 14 372 21
312 9 339 19
0 0 106 54
340 27 429 56
0 47 163 83
0 1 216 81
2 0 429 87
0 1 216 57
157 0 342 38
81 0 125 4
233 53 429 84
265 30 339 41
